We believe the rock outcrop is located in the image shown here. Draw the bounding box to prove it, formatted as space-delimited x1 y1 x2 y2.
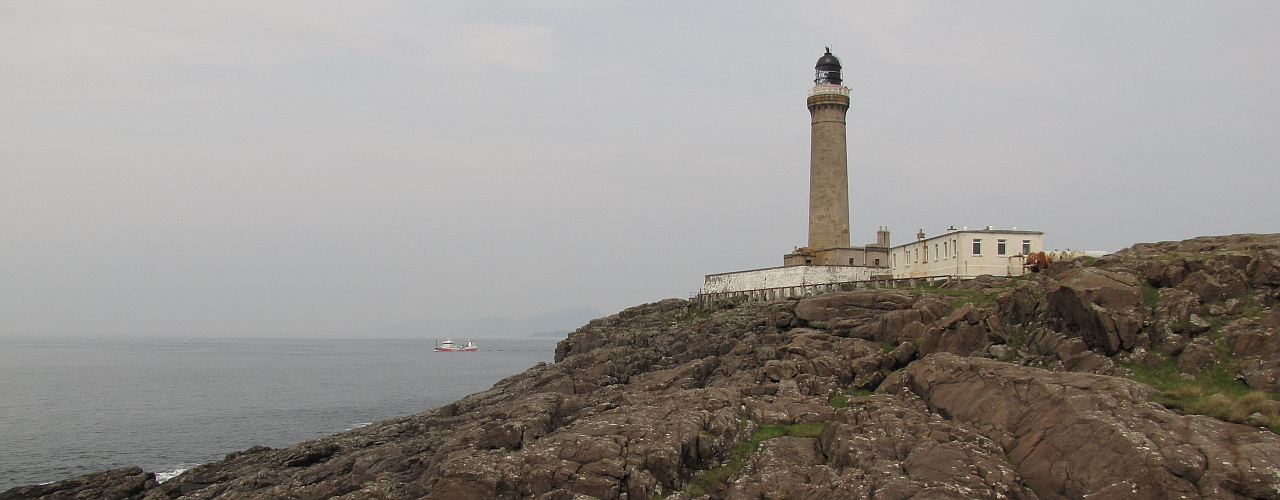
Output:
8 233 1280 500
886 354 1280 500
0 467 157 500
1044 268 1144 354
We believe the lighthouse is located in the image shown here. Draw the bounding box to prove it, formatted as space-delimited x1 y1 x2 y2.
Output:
806 48 852 252
784 49 885 267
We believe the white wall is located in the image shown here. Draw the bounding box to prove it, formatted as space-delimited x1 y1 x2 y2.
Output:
702 265 885 294
890 230 1044 278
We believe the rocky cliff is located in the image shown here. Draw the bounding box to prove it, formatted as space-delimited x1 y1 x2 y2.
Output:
6 233 1280 500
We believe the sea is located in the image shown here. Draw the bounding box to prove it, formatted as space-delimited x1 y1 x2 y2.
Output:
0 336 560 491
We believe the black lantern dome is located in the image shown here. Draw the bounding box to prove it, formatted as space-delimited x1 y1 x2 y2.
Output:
814 48 842 85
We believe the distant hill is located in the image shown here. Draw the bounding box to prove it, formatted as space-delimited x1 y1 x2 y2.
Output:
350 306 602 338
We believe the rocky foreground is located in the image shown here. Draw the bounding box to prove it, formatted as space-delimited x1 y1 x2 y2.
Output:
7 234 1280 500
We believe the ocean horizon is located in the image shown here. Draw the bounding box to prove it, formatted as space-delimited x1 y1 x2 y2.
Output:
0 335 559 491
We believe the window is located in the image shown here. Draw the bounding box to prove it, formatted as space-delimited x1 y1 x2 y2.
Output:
805 259 812 264
972 239 982 255
849 258 855 265
998 239 1007 255
943 241 948 258
935 244 939 261
874 258 881 266
1023 240 1031 255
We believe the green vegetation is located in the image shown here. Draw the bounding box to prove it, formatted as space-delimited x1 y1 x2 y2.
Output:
683 421 827 497
1119 308 1280 434
1124 358 1280 433
828 392 848 408
1007 331 1026 351
1239 296 1265 318
875 340 897 352
852 389 873 397
910 282 1021 311
680 306 711 323
928 287 993 310
1142 285 1161 308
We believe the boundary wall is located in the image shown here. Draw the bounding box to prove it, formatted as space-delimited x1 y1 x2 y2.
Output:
702 265 887 294
696 274 957 309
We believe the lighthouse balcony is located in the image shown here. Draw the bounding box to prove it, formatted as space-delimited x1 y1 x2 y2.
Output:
807 84 850 97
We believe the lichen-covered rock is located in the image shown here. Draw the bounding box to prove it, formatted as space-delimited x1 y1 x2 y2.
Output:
1045 268 1144 354
1154 288 1202 329
1249 250 1280 287
920 303 997 357
794 291 915 330
726 393 1038 500
1182 269 1249 303
0 467 157 500
996 280 1046 325
885 354 1280 500
1177 341 1217 374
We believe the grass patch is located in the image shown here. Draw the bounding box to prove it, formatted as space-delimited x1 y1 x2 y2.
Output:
944 289 993 309
1007 331 1026 350
828 392 848 408
875 340 897 352
680 306 711 323
683 422 827 497
910 284 1000 310
852 388 873 397
1142 285 1160 308
1124 359 1280 432
1239 296 1265 318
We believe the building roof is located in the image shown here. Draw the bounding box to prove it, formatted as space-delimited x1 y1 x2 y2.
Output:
891 228 1044 250
815 49 841 71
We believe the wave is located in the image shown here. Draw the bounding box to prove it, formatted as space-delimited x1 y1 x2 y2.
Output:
155 464 199 483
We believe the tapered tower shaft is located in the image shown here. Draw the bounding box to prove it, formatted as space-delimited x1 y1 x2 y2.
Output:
806 50 851 250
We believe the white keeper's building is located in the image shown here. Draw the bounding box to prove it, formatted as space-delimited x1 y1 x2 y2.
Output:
890 227 1044 279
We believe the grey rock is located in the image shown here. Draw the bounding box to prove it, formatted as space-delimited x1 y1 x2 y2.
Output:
886 354 1280 500
1045 268 1144 354
0 467 156 500
1177 342 1217 373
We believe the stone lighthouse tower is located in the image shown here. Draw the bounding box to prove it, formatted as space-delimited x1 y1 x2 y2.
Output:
785 49 885 267
806 48 851 251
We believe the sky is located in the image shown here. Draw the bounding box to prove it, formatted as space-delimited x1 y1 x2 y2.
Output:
2 1 1277 338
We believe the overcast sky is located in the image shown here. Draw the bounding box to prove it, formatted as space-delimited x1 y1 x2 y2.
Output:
2 2 1277 338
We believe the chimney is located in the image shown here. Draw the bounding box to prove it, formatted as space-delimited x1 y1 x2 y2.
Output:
916 229 926 241
876 226 890 247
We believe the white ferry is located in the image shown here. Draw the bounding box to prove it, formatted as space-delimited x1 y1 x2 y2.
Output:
433 338 478 352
